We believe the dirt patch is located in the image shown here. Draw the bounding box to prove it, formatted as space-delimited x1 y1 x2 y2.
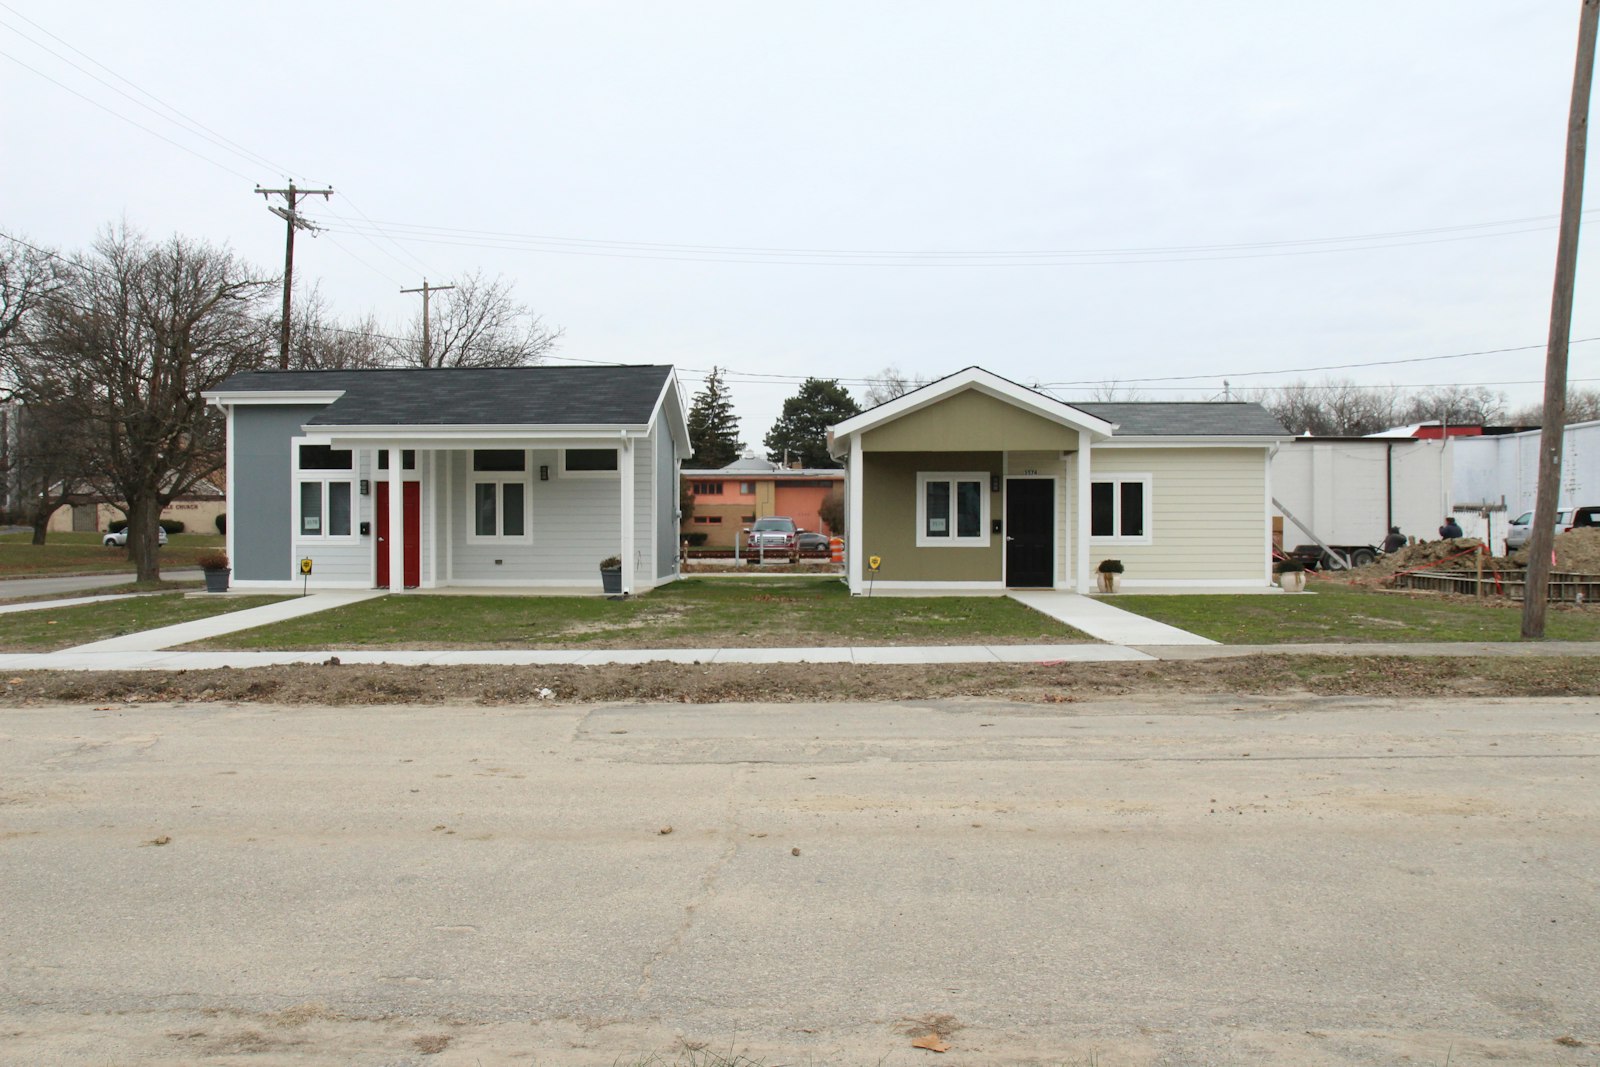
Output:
1349 529 1600 581
1 654 1597 706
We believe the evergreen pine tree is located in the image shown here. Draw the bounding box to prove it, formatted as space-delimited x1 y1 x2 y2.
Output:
686 366 744 467
763 378 861 469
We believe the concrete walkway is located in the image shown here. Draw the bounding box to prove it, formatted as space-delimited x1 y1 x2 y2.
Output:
63 591 384 654
0 592 157 615
1007 589 1216 645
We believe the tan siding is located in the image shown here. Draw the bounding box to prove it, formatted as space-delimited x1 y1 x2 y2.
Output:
1088 447 1269 582
861 451 1002 582
862 390 1076 452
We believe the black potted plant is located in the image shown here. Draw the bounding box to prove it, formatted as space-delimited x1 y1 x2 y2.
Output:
599 555 623 595
1274 558 1307 592
1096 558 1124 594
197 550 231 593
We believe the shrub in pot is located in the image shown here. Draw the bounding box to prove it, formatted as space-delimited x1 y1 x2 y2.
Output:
197 550 231 593
1274 558 1307 592
599 555 623 595
1096 558 1124 594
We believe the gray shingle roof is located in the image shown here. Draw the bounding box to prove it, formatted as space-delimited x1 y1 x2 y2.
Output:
1074 401 1289 437
214 365 673 426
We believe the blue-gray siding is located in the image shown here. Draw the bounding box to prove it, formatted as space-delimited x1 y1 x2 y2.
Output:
233 405 324 581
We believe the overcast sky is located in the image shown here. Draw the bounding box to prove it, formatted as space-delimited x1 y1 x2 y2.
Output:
4 2 1597 442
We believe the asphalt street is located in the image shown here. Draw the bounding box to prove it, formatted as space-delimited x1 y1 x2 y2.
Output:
2 695 1597 1066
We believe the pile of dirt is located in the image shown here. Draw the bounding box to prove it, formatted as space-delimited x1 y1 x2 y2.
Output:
1352 537 1499 579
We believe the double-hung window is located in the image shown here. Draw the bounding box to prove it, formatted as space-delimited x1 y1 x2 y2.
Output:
1090 475 1151 542
916 472 989 547
471 449 530 541
295 443 355 540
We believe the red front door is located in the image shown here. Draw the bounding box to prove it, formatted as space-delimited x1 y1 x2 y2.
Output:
375 481 421 589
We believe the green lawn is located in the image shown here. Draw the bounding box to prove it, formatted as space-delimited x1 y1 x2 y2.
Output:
0 592 286 651
202 577 1092 650
1110 583 1600 643
0 531 226 577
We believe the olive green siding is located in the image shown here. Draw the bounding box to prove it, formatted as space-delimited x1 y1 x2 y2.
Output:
861 391 1077 452
1086 446 1269 582
861 452 1003 582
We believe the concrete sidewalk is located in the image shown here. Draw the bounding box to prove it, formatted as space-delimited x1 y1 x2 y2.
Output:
0 569 202 599
1008 589 1217 645
64 591 384 654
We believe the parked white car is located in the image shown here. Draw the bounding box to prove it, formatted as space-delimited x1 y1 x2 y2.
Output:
1504 509 1568 553
102 527 167 547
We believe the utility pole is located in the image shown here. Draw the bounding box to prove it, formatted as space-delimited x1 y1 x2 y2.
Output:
400 279 455 367
1524 0 1599 639
256 182 334 369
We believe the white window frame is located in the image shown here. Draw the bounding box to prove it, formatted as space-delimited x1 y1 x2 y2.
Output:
916 471 991 548
560 447 620 479
468 449 533 543
292 441 358 543
1089 473 1153 545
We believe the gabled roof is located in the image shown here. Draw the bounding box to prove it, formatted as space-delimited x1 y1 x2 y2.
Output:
1072 401 1289 437
209 365 676 428
829 367 1118 452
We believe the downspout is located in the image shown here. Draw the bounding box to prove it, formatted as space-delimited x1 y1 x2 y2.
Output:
1386 441 1394 531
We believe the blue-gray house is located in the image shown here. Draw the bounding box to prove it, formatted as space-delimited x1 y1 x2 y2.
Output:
203 365 689 594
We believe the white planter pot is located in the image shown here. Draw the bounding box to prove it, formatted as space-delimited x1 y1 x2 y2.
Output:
1096 572 1122 594
1278 570 1306 593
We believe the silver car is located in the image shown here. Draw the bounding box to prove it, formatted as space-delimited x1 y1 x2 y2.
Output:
1504 509 1568 553
103 527 168 547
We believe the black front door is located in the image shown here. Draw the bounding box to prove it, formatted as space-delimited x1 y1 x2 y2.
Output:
1005 478 1053 588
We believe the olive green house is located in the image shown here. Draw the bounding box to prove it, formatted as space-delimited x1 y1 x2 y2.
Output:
827 367 1289 594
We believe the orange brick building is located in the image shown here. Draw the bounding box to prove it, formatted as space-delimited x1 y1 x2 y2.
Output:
682 457 843 547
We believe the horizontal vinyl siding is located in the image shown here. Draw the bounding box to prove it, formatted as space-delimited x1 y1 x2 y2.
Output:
1090 447 1268 582
449 449 625 584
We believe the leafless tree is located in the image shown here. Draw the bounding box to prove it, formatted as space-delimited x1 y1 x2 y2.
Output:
0 234 67 389
18 225 277 580
863 365 932 407
1397 385 1506 427
390 270 562 368
2 402 91 544
286 283 388 370
1508 387 1600 425
1081 380 1149 403
1243 379 1398 437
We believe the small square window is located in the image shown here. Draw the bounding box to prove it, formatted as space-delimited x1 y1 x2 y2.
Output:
377 449 416 471
565 448 618 472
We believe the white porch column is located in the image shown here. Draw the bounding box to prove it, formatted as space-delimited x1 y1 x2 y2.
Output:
619 435 635 595
847 433 864 594
387 443 405 593
1075 430 1092 594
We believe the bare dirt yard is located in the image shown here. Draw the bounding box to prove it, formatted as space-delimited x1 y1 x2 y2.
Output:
3 651 1598 706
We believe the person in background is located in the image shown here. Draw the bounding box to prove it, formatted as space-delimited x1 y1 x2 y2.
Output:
1382 526 1407 553
1439 515 1464 539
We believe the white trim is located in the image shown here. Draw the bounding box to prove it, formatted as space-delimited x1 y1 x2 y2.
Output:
560 446 621 479
1075 431 1092 594
915 471 991 548
848 434 864 594
387 445 405 592
465 450 533 544
444 452 454 585
859 580 1008 592
1264 444 1278 586
423 450 439 589
308 423 649 443
1094 438 1287 448
1121 578 1271 588
291 439 359 545
650 425 661 581
647 369 693 452
1088 473 1153 546
204 390 345 406
226 578 374 591
830 367 1117 450
224 406 235 576
620 436 635 594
